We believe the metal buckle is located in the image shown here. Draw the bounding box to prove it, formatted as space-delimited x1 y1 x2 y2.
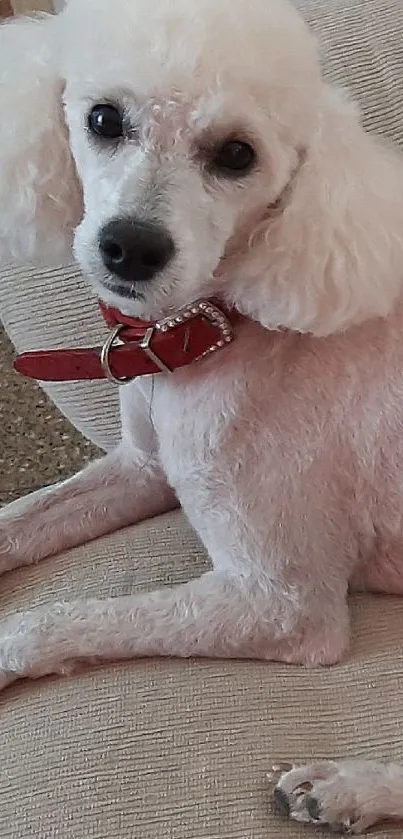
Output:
156 299 234 360
100 323 173 385
139 326 172 373
100 324 135 385
100 299 234 385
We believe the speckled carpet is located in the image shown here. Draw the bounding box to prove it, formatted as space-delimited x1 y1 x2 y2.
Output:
0 328 97 505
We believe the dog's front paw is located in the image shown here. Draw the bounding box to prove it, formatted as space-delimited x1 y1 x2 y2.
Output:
0 611 33 689
0 609 57 689
0 491 48 575
0 604 83 690
0 512 29 576
269 760 389 834
0 522 18 573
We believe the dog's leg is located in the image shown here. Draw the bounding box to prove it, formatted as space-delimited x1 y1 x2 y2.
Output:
0 569 348 689
0 443 176 575
270 760 403 834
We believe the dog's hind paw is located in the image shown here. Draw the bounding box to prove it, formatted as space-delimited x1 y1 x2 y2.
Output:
269 760 399 834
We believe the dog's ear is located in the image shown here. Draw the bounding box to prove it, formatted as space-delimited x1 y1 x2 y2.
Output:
0 14 81 267
238 86 403 336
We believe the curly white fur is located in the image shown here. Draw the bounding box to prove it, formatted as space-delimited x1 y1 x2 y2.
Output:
0 13 81 265
2 0 403 332
2 1 403 832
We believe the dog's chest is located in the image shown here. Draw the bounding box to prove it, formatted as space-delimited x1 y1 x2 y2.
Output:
135 366 243 489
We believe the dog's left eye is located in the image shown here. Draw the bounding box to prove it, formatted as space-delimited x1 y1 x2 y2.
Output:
213 140 255 175
87 104 124 139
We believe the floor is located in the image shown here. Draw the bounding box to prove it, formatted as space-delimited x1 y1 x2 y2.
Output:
0 328 98 505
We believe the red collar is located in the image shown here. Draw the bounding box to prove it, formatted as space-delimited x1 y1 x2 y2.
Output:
14 298 238 384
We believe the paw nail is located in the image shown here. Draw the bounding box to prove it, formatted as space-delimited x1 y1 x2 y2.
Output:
273 787 291 817
305 795 321 821
271 761 293 773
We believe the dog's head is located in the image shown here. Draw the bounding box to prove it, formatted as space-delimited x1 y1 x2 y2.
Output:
1 0 403 335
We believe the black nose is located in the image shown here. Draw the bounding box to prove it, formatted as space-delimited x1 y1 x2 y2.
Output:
99 218 175 283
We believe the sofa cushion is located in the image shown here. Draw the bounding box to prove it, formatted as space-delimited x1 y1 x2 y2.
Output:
0 511 402 839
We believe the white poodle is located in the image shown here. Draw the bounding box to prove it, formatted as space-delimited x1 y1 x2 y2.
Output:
1 0 403 832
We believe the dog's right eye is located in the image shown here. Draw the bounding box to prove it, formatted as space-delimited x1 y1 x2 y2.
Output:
87 104 124 140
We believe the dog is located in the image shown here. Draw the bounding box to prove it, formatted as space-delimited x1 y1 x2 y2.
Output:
2 0 403 832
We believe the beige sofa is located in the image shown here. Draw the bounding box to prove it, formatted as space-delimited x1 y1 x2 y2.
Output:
1 1 403 837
